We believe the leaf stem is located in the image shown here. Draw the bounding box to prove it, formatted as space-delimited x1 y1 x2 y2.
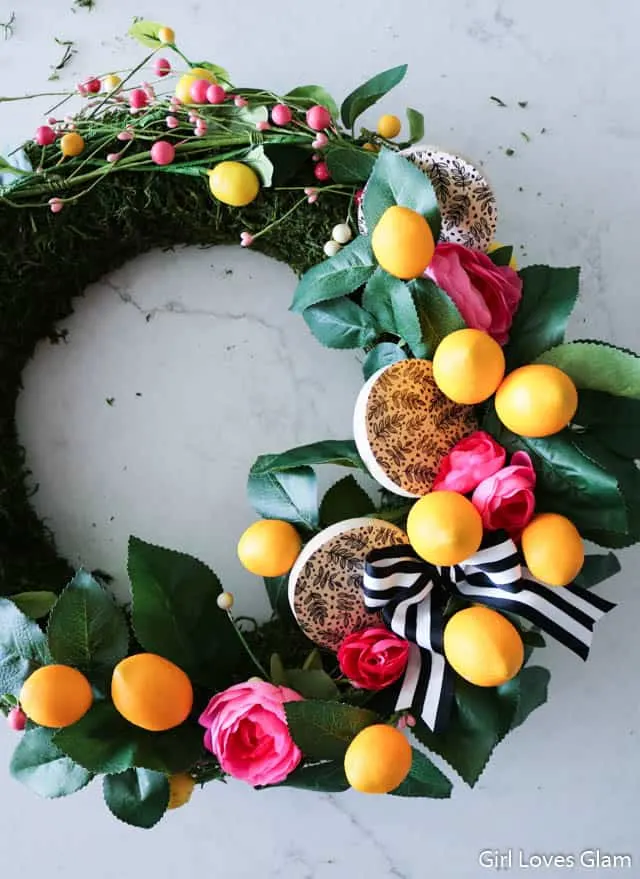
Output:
226 610 269 678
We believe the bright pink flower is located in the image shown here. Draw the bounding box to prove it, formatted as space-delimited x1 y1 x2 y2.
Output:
472 451 536 534
433 431 506 494
426 243 522 345
338 627 409 690
199 680 303 786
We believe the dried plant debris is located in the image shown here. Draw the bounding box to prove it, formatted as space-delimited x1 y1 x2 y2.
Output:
0 11 15 40
49 38 76 81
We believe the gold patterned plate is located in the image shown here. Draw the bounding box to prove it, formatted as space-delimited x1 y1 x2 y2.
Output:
288 517 408 651
353 359 478 497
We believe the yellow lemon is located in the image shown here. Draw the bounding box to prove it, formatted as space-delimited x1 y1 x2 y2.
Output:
407 491 483 566
444 606 524 687
20 665 93 729
167 773 196 809
157 26 175 44
371 205 435 279
111 654 193 732
487 241 518 270
207 161 260 207
495 364 578 437
175 67 216 104
60 132 85 158
237 519 302 577
376 114 402 139
344 724 412 794
521 513 584 586
433 328 506 404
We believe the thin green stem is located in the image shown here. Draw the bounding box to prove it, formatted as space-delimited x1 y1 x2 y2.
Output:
227 611 269 678
87 50 158 120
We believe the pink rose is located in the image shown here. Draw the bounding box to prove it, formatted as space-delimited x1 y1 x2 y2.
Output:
338 626 409 690
472 451 536 534
426 243 522 344
433 431 506 494
199 680 303 786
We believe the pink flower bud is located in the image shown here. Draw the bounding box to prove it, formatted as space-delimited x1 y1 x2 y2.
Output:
240 231 254 247
7 708 26 732
166 116 180 129
153 57 172 77
195 123 208 136
234 96 248 108
256 121 271 131
47 116 58 125
106 152 120 163
117 130 134 141
48 197 64 213
307 194 318 204
312 132 329 148
314 161 331 182
142 82 156 101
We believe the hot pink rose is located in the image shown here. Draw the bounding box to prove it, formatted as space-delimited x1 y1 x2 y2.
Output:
199 680 303 786
426 243 522 344
433 431 506 494
338 626 409 690
472 451 536 534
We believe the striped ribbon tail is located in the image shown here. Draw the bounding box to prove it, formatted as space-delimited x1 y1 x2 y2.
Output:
363 545 454 732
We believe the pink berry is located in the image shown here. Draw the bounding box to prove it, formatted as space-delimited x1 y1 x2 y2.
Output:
47 116 57 125
256 121 271 131
166 116 180 129
190 79 210 104
117 130 134 142
48 197 64 213
206 84 226 104
234 96 248 108
271 103 292 126
354 188 364 206
76 82 88 96
240 231 254 247
306 105 331 131
195 122 208 136
7 708 26 732
142 82 156 101
150 140 176 166
106 152 120 163
312 132 329 149
314 161 331 182
84 77 101 95
153 57 172 77
35 125 56 146
129 88 148 110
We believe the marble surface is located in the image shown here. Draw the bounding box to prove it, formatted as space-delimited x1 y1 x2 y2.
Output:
2 0 639 876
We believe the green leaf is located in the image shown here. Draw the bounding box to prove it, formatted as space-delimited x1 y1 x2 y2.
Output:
325 147 376 183
277 759 350 792
247 464 318 530
0 598 50 696
251 441 365 473
499 666 550 731
291 236 375 313
46 570 128 677
128 537 245 686
535 341 640 399
302 649 324 671
362 342 408 380
127 19 163 48
574 390 640 459
362 270 424 352
574 553 621 588
270 653 287 685
54 702 203 774
390 748 452 798
521 629 546 648
390 280 427 356
505 265 580 367
405 108 425 144
487 245 513 267
264 575 292 620
10 728 93 799
234 104 269 126
303 298 380 349
8 591 57 620
103 769 169 829
242 145 274 187
284 669 340 700
284 700 378 760
284 85 338 120
191 60 232 84
410 277 466 356
340 65 408 129
362 149 441 241
320 475 375 526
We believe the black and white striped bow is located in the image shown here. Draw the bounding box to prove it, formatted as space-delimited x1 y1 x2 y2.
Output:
363 531 615 733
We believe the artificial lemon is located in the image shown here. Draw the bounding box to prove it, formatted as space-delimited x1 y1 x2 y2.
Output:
111 653 193 732
443 606 524 687
237 519 302 577
494 364 578 438
207 161 260 207
157 26 175 44
377 114 402 139
521 513 584 586
344 724 412 794
407 491 483 566
175 67 216 104
20 665 93 729
487 241 518 270
433 329 506 404
60 132 85 158
371 205 435 279
167 773 196 810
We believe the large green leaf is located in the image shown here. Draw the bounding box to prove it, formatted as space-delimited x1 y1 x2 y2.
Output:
0 598 50 696
320 475 375 526
54 702 203 774
284 700 378 760
11 728 93 799
127 19 164 48
284 85 338 119
536 341 640 398
574 390 640 459
242 145 274 187
291 236 375 313
251 440 366 473
500 666 550 732
303 298 380 349
505 266 580 367
277 759 350 792
488 245 514 267
325 147 376 183
340 65 408 129
362 149 441 241
247 464 318 530
574 553 621 588
263 575 291 619
362 342 408 380
47 571 129 677
103 769 169 829
390 748 452 798
128 537 245 686
405 108 424 145
8 591 57 620
284 669 339 700
410 277 466 356
363 270 425 353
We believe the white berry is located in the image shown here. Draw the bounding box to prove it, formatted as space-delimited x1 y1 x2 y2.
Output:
217 591 234 611
331 223 352 245
323 240 342 258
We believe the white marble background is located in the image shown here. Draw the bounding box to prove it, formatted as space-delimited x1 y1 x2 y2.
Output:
0 1 638 876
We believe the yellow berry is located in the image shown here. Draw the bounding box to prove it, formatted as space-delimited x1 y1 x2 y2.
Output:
103 74 121 93
167 773 195 810
60 132 85 158
377 114 401 139
157 26 175 44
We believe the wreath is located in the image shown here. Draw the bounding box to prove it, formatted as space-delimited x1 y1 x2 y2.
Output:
1 20 638 829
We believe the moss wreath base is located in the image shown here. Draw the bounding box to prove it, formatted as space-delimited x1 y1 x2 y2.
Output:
0 21 638 828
